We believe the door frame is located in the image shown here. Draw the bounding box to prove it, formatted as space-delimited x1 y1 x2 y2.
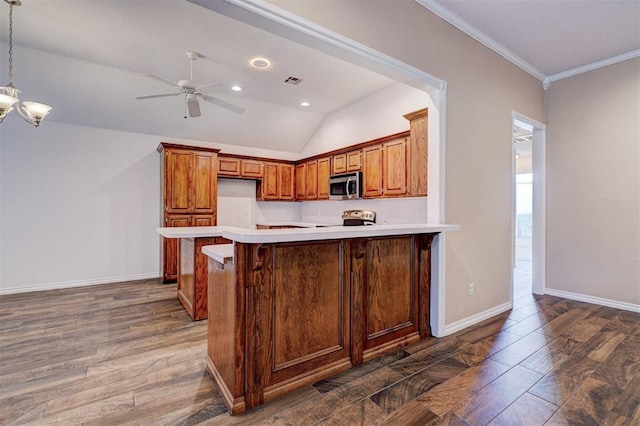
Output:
511 112 546 296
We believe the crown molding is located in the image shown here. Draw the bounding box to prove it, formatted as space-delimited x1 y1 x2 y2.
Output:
414 0 546 81
547 49 640 84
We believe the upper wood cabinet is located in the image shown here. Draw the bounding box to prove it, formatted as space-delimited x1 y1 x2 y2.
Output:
332 150 361 175
295 163 306 200
258 162 295 201
383 137 408 196
305 160 318 200
317 157 330 200
362 145 384 198
404 108 428 196
218 155 264 179
362 136 407 198
160 143 218 215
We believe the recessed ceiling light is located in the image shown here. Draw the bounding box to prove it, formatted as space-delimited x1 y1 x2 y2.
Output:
300 102 310 107
231 85 243 92
250 57 271 69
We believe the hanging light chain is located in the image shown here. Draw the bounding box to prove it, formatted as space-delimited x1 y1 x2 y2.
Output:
7 1 14 85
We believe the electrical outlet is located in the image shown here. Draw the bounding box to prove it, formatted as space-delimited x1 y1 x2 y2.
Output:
422 211 428 221
469 283 475 295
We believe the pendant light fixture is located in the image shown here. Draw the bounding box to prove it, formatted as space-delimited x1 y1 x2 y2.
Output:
0 0 52 127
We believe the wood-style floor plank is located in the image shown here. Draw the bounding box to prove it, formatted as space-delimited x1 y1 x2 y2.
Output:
1 279 639 425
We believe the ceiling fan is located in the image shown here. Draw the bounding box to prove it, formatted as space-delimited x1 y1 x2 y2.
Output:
135 50 244 118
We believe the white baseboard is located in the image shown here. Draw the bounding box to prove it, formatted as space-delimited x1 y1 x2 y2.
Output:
443 301 513 336
545 288 640 313
0 272 162 295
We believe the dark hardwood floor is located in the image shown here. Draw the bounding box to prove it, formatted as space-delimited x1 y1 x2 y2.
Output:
1 279 638 425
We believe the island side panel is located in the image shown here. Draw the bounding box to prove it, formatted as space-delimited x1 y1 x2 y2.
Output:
177 238 195 318
178 236 215 321
206 255 246 414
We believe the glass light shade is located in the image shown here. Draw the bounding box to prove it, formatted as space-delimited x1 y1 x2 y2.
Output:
0 93 19 114
18 102 52 127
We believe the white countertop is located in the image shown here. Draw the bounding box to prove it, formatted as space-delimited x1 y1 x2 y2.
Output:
256 221 339 228
158 223 459 243
202 244 234 264
223 223 459 244
156 226 227 238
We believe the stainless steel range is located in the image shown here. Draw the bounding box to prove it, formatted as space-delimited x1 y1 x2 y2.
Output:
342 210 376 226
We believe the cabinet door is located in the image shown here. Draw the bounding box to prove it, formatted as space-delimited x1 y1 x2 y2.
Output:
306 160 318 200
261 163 280 200
362 145 383 198
383 138 407 196
346 151 361 171
192 152 217 213
165 150 192 214
363 236 418 350
242 160 264 178
332 154 347 175
162 215 192 282
317 157 330 200
218 157 241 177
279 164 295 200
295 163 306 200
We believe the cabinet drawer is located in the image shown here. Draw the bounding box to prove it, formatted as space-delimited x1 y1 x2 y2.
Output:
241 160 263 178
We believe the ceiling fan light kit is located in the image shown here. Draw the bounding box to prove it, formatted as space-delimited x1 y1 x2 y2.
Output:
135 50 244 118
0 0 53 127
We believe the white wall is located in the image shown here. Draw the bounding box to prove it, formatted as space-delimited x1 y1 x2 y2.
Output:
0 121 161 293
300 83 435 158
0 120 306 294
546 58 640 308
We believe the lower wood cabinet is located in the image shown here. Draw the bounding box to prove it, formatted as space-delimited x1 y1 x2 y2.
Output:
162 214 214 283
206 233 434 414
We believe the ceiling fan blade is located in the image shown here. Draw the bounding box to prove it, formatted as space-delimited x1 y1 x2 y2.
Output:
200 94 245 114
140 73 178 88
135 93 181 100
187 96 201 117
196 82 225 92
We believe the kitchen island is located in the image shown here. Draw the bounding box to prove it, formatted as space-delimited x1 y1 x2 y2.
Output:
202 223 458 414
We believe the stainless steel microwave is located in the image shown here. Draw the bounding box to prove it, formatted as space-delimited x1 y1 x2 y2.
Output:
329 172 362 200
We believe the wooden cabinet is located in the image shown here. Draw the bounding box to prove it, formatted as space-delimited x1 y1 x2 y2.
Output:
383 137 408 196
295 163 306 200
362 137 407 198
305 160 318 200
257 162 295 201
332 150 361 175
404 108 428 196
317 157 330 199
158 143 219 283
295 158 329 201
279 163 295 200
362 145 383 197
218 155 264 179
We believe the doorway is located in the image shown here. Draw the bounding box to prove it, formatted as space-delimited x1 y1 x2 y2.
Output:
511 113 546 302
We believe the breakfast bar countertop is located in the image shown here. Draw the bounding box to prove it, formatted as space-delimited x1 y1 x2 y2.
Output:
222 223 460 244
157 223 460 244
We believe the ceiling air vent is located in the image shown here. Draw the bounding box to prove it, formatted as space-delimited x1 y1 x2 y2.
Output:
284 76 303 85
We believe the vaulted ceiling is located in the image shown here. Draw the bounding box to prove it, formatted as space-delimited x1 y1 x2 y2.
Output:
1 0 637 153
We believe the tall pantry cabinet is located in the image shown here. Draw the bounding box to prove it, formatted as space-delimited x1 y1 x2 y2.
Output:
158 143 219 283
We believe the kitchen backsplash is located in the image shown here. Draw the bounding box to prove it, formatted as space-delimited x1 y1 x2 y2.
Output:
217 179 429 228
